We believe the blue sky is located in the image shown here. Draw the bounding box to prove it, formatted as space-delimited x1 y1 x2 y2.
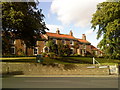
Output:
37 0 105 47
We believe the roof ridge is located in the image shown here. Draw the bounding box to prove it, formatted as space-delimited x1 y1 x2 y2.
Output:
46 32 75 37
47 32 71 35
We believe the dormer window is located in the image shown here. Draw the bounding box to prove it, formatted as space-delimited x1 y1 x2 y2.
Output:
70 40 74 45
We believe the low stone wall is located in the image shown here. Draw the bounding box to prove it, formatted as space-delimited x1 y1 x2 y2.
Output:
1 62 113 75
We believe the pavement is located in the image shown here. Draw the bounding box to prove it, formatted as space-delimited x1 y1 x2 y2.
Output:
2 75 119 88
3 74 119 78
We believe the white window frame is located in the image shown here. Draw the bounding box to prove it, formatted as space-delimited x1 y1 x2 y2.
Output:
53 39 57 44
70 48 74 54
95 51 98 55
84 45 86 49
36 41 39 45
33 47 38 55
43 46 49 53
11 46 15 54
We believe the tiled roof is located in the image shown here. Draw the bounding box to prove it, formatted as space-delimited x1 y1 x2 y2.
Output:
41 34 46 39
46 32 76 40
78 39 90 44
91 45 98 50
91 45 103 53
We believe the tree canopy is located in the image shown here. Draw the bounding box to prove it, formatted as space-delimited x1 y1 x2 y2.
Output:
46 40 71 57
91 1 120 59
2 2 48 47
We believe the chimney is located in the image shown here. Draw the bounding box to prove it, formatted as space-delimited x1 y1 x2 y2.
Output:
82 34 86 40
69 30 73 36
56 28 60 34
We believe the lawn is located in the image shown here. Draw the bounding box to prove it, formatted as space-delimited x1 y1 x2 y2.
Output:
40 56 120 65
0 57 36 63
1 56 120 65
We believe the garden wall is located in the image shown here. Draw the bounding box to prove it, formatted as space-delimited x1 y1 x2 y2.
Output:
1 62 117 75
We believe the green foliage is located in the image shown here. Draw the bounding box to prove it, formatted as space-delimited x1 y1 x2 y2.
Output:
2 32 12 55
46 40 58 53
63 45 71 56
2 2 48 54
47 52 56 58
57 41 65 56
42 52 47 57
73 41 79 49
91 2 120 59
46 40 71 57
57 41 71 56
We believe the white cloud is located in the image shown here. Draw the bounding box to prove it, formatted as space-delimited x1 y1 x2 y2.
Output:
47 13 50 18
51 0 105 27
37 0 53 2
85 29 94 36
46 24 64 33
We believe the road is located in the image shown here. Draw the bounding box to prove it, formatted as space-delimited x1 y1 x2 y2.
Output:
2 76 119 88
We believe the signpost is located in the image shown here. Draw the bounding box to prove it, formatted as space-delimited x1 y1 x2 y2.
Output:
93 57 100 65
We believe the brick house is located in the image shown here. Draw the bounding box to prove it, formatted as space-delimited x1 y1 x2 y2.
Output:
2 28 103 57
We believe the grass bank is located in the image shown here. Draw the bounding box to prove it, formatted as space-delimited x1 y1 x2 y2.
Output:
1 56 120 65
43 57 119 65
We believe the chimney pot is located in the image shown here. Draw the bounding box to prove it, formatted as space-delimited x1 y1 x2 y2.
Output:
56 28 60 34
69 30 73 36
82 34 86 40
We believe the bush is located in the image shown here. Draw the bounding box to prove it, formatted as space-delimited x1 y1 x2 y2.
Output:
42 53 47 57
73 54 81 57
47 52 56 58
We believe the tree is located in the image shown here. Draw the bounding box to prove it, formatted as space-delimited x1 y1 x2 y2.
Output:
91 1 120 59
63 45 71 56
2 2 48 55
46 40 71 57
46 40 58 53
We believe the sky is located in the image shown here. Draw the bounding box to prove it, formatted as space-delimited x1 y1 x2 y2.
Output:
37 0 106 47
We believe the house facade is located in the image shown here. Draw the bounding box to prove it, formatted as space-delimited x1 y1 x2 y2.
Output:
2 28 103 57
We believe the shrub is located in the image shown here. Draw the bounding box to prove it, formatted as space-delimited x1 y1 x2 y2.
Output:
47 52 56 58
73 54 81 57
42 52 47 57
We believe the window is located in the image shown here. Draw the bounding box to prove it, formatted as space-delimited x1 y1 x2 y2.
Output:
53 39 57 44
62 40 66 44
70 48 74 54
11 46 15 54
70 40 74 45
43 46 49 53
33 47 38 55
83 45 86 49
95 51 98 55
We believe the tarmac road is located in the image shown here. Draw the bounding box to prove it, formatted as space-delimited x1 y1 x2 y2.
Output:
2 75 119 88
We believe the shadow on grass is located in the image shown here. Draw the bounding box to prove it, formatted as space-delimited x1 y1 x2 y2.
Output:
56 57 92 64
2 71 24 78
2 59 36 63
